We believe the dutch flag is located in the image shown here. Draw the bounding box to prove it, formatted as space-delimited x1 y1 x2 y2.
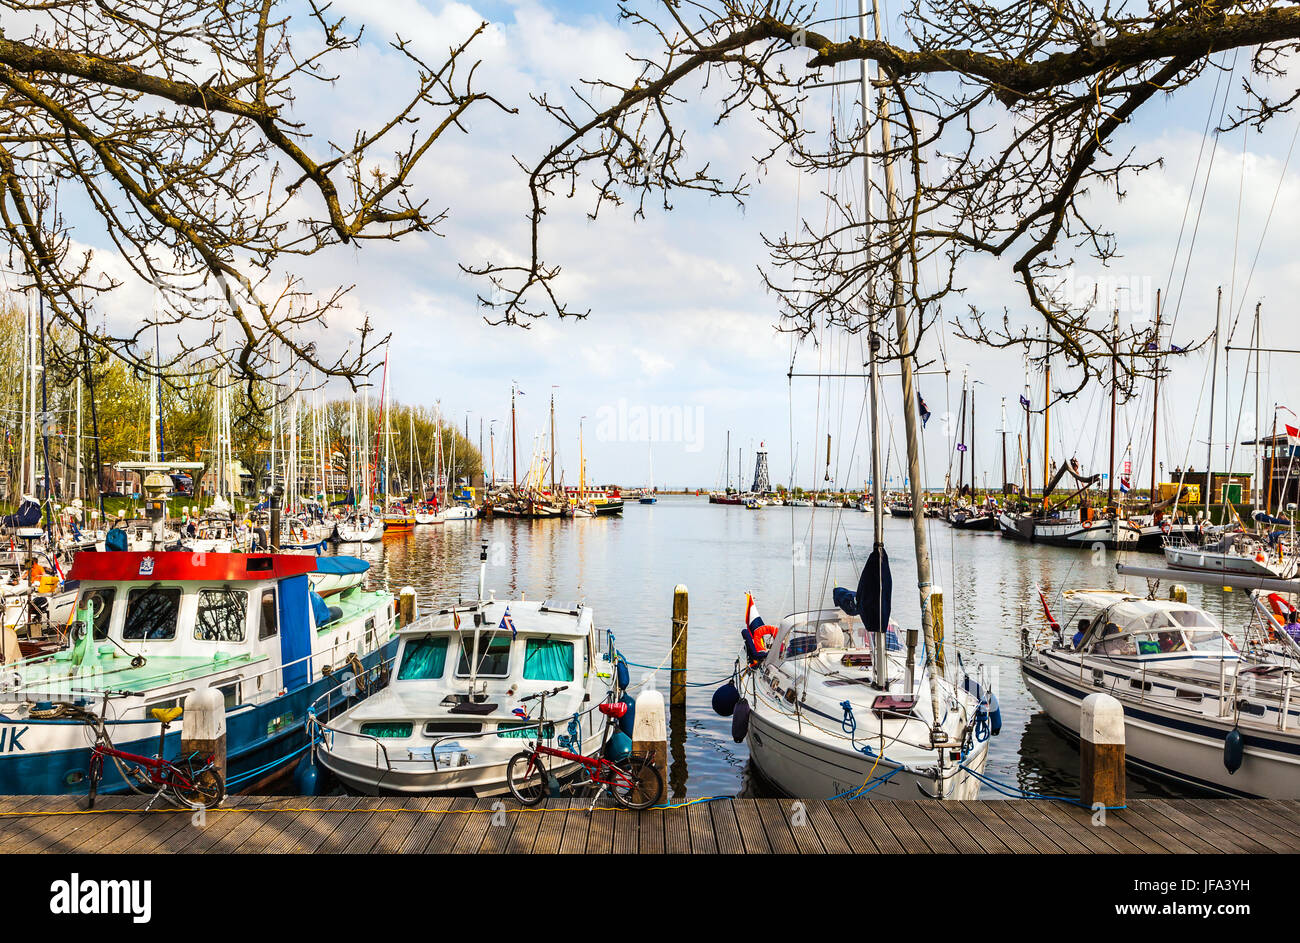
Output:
744 593 764 632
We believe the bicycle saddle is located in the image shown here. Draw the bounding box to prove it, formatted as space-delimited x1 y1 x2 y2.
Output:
151 706 183 724
597 701 628 719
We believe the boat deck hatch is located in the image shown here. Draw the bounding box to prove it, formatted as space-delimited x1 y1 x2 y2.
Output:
449 702 497 715
872 695 917 717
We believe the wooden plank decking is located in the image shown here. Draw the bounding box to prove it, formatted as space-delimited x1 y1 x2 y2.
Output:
0 795 1293 853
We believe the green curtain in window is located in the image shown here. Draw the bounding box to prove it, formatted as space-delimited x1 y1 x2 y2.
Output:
398 636 448 680
360 722 413 738
522 639 574 681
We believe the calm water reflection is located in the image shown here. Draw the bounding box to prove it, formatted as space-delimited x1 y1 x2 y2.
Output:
328 496 1254 799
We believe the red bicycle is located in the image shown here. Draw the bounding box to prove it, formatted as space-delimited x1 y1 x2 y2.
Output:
85 697 224 811
506 686 663 810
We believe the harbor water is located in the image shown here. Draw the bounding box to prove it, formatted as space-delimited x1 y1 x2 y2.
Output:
324 496 1258 800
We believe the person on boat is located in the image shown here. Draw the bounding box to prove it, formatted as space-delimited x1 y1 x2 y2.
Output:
26 557 44 583
1156 630 1186 654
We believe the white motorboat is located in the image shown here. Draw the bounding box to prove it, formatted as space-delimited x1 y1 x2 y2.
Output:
314 596 618 796
1023 588 1300 798
414 510 444 525
1164 531 1297 580
440 505 477 521
737 596 992 800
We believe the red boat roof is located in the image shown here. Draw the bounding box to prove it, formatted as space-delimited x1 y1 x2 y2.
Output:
69 551 318 583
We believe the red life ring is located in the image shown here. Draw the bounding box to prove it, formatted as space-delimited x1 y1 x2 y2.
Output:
753 624 778 652
1082 520 1092 529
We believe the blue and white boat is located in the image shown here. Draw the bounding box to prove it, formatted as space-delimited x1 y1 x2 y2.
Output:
0 551 400 797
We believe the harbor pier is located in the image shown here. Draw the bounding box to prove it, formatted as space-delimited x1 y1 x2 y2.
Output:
0 794 1293 854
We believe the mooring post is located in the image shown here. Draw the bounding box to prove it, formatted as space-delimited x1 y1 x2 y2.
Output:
930 585 945 672
1080 692 1125 809
182 688 227 791
670 584 688 708
632 679 668 783
399 586 417 627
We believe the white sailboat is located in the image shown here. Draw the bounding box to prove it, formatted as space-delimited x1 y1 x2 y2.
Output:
735 4 990 800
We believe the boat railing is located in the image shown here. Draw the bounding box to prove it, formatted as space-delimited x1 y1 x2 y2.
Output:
311 696 607 773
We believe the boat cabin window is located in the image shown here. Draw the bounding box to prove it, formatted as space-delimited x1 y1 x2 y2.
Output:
78 587 116 640
456 632 512 677
397 635 448 680
122 586 181 641
216 680 241 709
195 589 249 642
360 722 412 738
423 721 482 736
258 589 278 640
522 639 574 682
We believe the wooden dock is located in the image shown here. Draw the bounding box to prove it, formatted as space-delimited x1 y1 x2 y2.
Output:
1 794 1297 853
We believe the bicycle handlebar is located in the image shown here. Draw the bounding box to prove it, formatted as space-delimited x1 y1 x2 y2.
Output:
519 684 569 703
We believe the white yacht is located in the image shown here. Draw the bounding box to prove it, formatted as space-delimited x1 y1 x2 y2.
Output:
314 595 617 796
1023 588 1300 798
738 594 992 800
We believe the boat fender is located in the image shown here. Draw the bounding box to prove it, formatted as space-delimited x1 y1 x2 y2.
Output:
618 693 636 736
1223 727 1244 775
605 730 633 763
616 656 630 691
292 753 323 796
988 692 1002 736
712 681 741 717
731 698 751 743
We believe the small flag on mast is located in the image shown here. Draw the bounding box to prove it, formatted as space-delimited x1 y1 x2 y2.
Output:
918 395 931 427
1019 394 1031 408
500 607 516 639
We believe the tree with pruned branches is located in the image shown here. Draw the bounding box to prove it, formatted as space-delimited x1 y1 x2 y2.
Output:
0 0 511 389
467 0 1298 398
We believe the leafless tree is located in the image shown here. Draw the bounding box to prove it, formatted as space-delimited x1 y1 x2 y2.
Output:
467 0 1300 397
0 0 511 387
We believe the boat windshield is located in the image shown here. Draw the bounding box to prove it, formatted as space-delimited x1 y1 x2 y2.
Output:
1087 605 1227 656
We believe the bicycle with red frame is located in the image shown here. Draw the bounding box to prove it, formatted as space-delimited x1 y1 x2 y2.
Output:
506 685 663 810
84 693 224 811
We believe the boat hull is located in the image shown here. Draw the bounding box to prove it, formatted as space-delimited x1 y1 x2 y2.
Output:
1022 658 1300 798
1164 544 1297 579
0 640 398 797
746 704 988 800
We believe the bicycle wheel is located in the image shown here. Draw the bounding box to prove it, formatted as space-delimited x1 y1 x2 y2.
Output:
609 755 663 810
506 751 549 806
87 752 104 810
172 757 224 809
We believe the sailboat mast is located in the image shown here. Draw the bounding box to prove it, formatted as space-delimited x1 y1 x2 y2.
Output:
1000 396 1008 494
1042 346 1051 508
1206 287 1221 521
956 373 967 494
971 383 977 498
1108 307 1118 507
550 389 556 496
1253 303 1261 510
869 0 943 733
1150 290 1161 500
511 383 518 490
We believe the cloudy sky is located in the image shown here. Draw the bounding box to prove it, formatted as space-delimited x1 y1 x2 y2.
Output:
54 1 1300 489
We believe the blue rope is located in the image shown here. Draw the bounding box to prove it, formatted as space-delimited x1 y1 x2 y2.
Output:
960 764 1126 810
828 765 904 800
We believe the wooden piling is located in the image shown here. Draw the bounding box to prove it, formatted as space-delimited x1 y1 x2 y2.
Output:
399 586 417 627
930 586 945 672
1080 693 1125 809
670 584 688 708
